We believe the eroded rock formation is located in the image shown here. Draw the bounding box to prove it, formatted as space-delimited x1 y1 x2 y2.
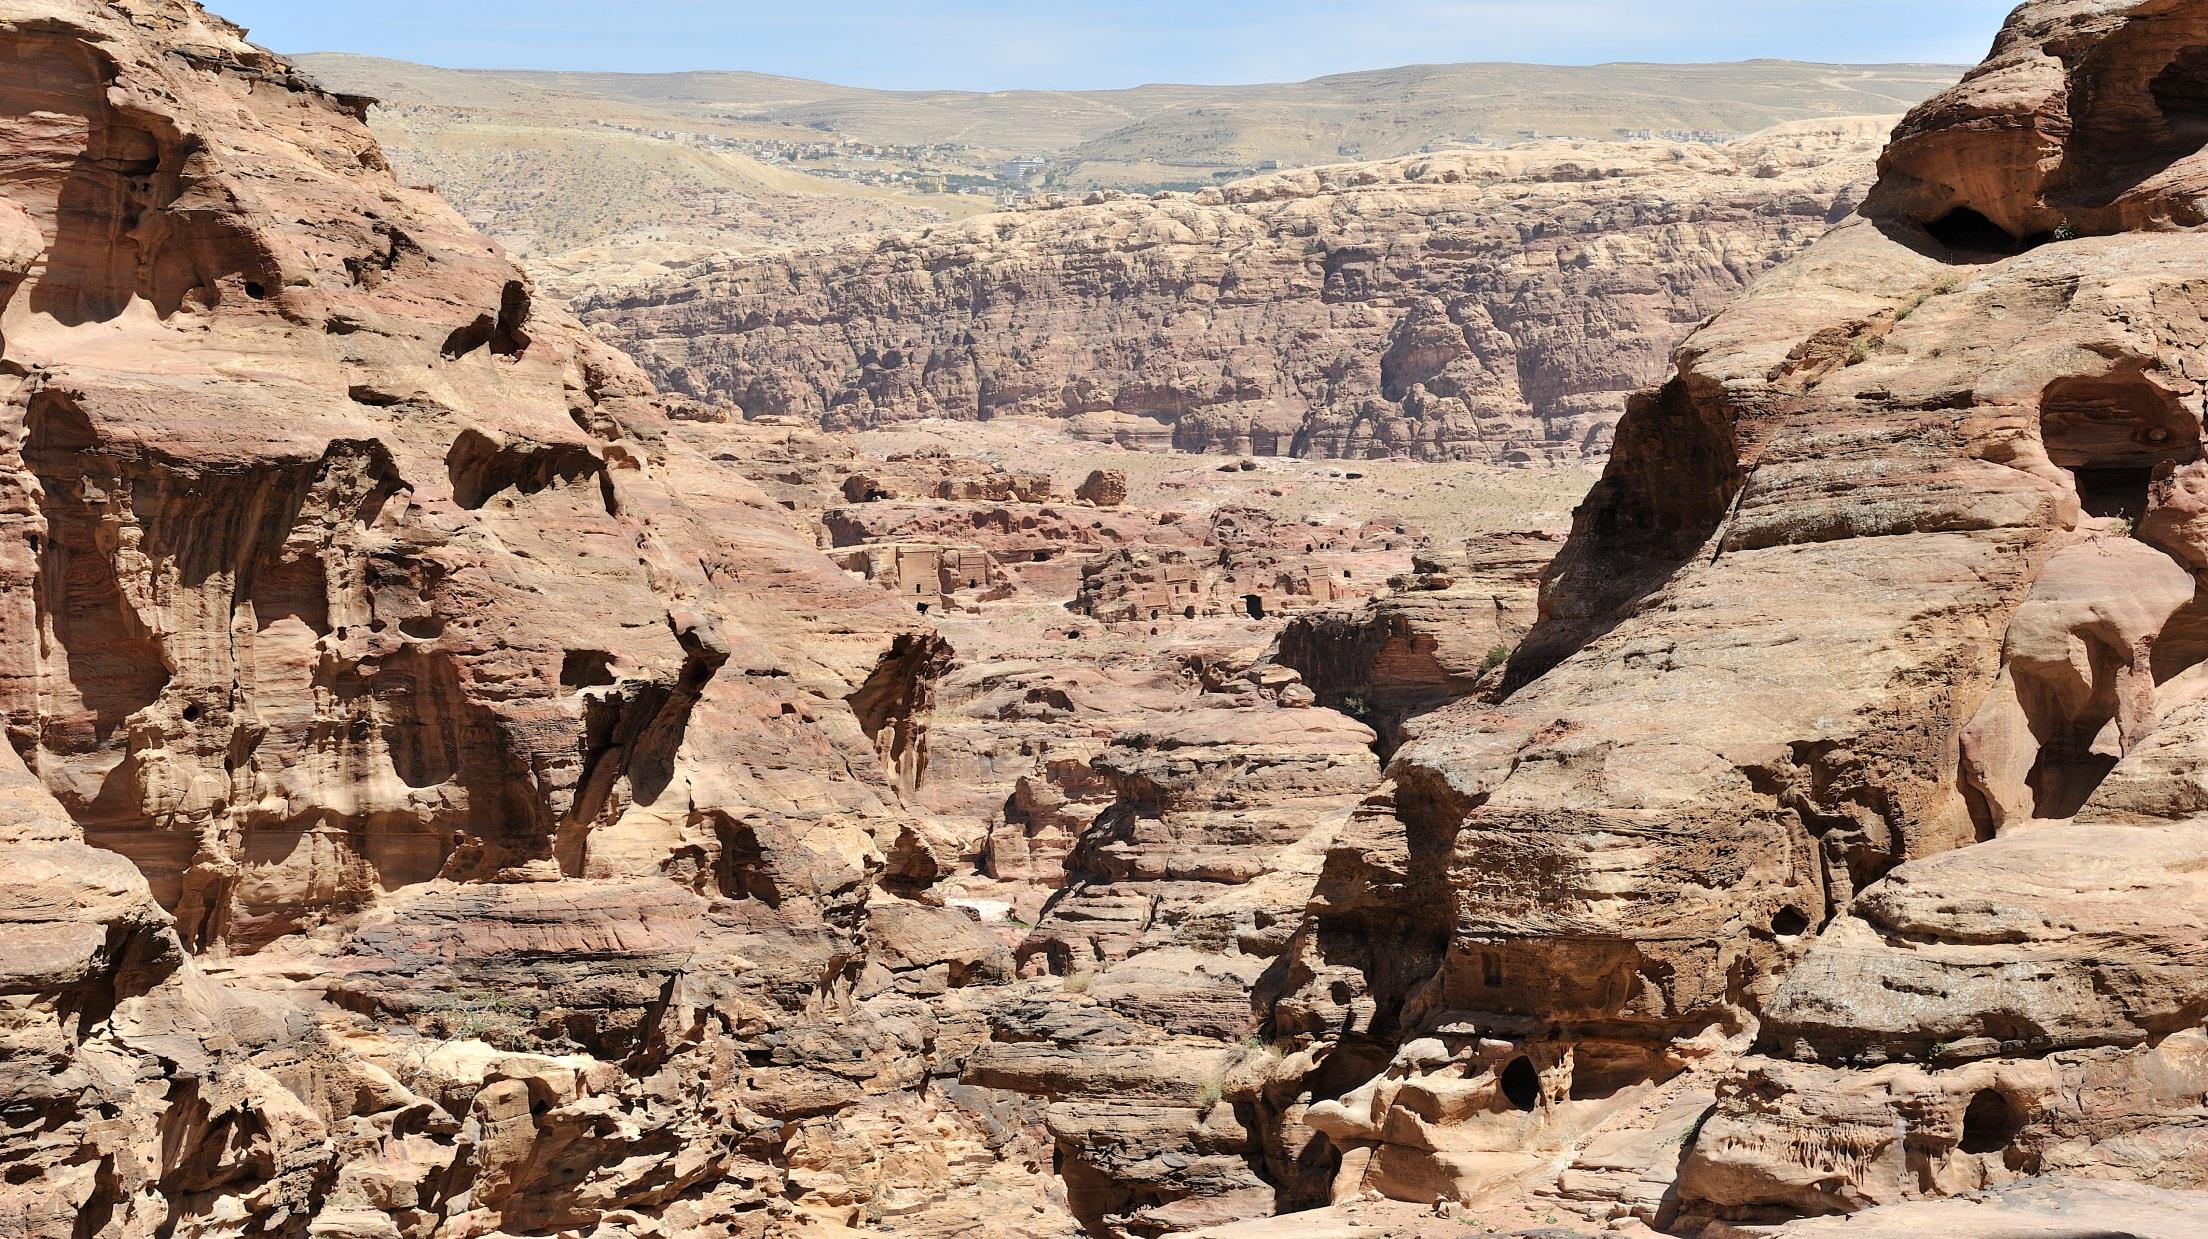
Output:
584 125 1888 463
1275 529 1564 755
15 0 2208 1236
0 4 1060 1236
1237 1 2208 1230
654 416 1411 1238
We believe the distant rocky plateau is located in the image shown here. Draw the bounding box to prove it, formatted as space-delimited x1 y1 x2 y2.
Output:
588 125 1887 464
296 54 1959 300
8 2 2208 1239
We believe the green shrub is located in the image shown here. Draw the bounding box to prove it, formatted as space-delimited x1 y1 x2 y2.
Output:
1238 1034 1285 1063
1479 643 1512 674
1673 1108 1711 1148
417 986 538 1048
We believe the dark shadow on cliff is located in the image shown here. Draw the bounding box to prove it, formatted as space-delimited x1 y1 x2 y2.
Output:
1501 372 1746 695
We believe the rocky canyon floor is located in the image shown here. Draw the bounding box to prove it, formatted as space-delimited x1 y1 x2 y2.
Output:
10 1 2208 1238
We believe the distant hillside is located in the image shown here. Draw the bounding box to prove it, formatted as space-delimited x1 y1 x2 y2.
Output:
1044 61 1961 186
294 54 1959 298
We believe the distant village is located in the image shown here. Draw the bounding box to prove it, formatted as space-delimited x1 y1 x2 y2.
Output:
1616 127 1741 144
566 116 1744 203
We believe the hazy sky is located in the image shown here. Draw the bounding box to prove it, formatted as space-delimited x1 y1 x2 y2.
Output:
218 1 2020 90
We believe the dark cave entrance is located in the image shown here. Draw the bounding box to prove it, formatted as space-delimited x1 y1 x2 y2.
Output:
559 649 617 690
2152 46 2208 147
2029 749 2122 823
1960 1089 2023 1155
1243 594 1266 620
1926 206 2018 255
2071 466 2159 522
1499 1057 1541 1112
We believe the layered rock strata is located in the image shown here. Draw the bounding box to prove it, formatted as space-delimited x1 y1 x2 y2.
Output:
18 0 2208 1235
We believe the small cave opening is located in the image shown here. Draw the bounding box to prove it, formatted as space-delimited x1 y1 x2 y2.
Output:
2152 47 2208 142
2072 466 2159 522
712 820 781 906
1771 906 1811 937
1565 1043 1680 1102
559 650 617 691
446 429 607 512
2040 374 2201 524
1960 1088 2022 1155
1499 1056 1541 1112
1243 594 1266 620
1925 206 2019 255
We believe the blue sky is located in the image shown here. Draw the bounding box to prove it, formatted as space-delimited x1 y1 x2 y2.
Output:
217 1 2021 90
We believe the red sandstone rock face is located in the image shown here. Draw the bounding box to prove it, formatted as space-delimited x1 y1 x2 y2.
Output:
582 125 1887 463
16 0 2208 1235
1239 0 2208 1228
0 4 1064 1236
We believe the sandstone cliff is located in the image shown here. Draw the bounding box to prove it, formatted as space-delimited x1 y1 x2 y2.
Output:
585 126 1887 464
0 4 1056 1236
1246 0 2208 1227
